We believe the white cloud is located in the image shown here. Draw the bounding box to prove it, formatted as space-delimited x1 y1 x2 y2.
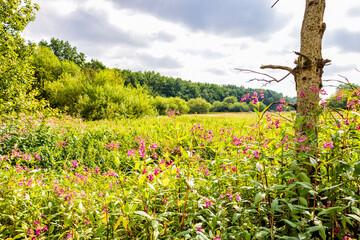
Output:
25 0 360 97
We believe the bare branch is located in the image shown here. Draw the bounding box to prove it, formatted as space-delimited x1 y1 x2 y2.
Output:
323 59 331 65
260 64 294 74
271 0 280 8
235 68 293 86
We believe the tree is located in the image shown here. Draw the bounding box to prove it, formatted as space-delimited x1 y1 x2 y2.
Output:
187 98 212 114
239 0 329 177
39 38 86 67
0 0 42 113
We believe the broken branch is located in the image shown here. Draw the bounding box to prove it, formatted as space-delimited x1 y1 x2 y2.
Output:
235 68 293 86
260 64 294 74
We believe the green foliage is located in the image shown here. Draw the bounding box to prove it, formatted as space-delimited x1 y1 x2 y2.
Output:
119 69 296 107
223 96 238 104
39 38 86 67
228 102 250 112
0 0 44 113
2 102 360 239
187 98 212 114
153 96 189 115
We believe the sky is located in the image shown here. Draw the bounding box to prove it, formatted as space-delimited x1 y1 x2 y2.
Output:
24 0 360 98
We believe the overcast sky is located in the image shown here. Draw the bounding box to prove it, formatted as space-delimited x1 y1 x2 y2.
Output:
24 0 360 97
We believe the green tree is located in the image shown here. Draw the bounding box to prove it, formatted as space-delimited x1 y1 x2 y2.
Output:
187 98 211 114
223 96 238 104
0 0 43 113
39 38 86 67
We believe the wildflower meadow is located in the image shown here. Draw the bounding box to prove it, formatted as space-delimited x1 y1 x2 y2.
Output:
1 90 360 240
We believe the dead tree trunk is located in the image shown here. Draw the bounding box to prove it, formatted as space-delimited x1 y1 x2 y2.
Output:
293 0 329 177
239 0 331 178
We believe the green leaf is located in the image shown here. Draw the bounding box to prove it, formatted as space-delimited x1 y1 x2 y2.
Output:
299 197 308 206
134 211 153 220
271 198 279 211
49 224 55 234
176 229 192 237
254 192 266 204
94 224 106 237
319 226 326 240
283 219 298 228
297 172 310 183
318 206 346 216
347 214 360 222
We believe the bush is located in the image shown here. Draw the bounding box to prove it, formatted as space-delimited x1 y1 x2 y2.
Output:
187 98 212 114
228 102 250 112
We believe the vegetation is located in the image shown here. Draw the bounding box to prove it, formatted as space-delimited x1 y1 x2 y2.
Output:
2 96 360 239
2 0 360 239
0 0 44 114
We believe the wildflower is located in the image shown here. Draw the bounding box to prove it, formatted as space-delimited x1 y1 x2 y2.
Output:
36 229 41 236
127 150 134 157
324 142 334 149
150 143 158 149
86 220 90 225
142 169 148 175
236 195 241 201
196 226 202 232
219 194 224 199
261 93 264 98
66 234 72 239
28 229 33 234
154 169 160 176
300 91 305 98
42 225 48 231
205 201 212 208
34 220 40 225
148 174 154 181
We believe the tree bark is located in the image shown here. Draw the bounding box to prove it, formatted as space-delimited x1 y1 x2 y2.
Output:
294 0 327 177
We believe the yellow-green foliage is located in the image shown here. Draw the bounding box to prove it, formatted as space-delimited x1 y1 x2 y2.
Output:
32 47 155 119
0 0 45 113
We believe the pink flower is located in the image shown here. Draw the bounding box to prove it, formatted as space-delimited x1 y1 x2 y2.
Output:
148 174 154 181
196 226 202 232
86 220 90 225
142 169 148 175
66 234 72 239
36 229 41 236
260 93 264 99
154 169 160 176
324 141 334 149
28 229 33 234
300 91 305 98
42 225 48 231
127 150 134 157
150 143 158 149
34 220 40 225
205 201 212 208
236 195 241 201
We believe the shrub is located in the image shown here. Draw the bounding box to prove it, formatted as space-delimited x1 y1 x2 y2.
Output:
187 98 212 114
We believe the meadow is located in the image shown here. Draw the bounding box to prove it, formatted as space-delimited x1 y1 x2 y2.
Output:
1 105 360 240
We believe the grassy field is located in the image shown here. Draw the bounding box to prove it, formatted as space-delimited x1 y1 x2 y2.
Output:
1 110 360 239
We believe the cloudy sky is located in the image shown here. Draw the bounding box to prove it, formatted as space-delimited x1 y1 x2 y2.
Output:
24 0 360 97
